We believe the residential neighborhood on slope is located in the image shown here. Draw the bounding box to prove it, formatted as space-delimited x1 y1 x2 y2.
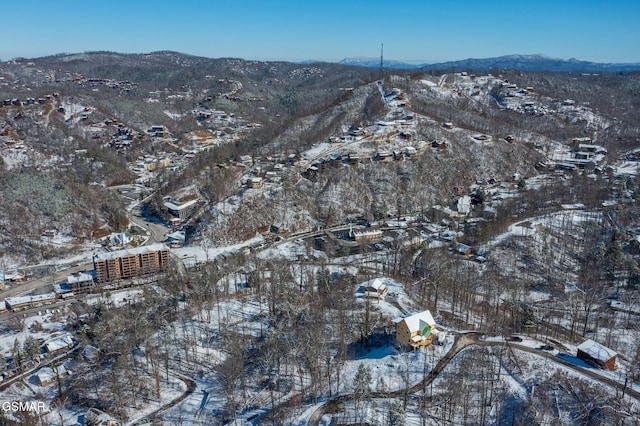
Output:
0 51 639 425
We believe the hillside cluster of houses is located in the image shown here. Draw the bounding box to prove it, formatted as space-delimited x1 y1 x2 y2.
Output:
95 122 179 156
303 145 427 178
0 93 58 108
128 150 188 184
238 152 299 190
53 70 137 92
546 138 608 172
0 332 76 385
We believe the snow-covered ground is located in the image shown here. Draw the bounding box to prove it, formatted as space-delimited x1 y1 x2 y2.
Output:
84 288 144 308
2 69 640 426
0 310 68 360
616 161 640 175
488 209 603 247
173 233 265 265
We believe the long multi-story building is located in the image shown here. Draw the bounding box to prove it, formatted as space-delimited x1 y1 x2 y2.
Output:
93 243 170 283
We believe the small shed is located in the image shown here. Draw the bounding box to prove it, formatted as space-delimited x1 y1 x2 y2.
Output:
249 177 264 188
405 146 417 157
82 345 102 362
348 154 360 165
269 222 284 234
576 339 617 370
455 243 472 256
432 140 448 150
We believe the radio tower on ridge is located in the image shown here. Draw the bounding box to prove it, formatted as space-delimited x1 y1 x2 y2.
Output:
379 43 384 81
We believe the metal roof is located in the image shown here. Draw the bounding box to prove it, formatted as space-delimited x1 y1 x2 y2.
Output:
577 339 617 362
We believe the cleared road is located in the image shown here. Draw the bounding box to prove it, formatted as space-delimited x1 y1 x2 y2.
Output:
304 334 640 426
1 262 92 300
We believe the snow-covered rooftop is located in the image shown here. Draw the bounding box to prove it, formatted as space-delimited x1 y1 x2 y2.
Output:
5 292 57 307
166 230 186 242
399 310 436 333
164 198 198 211
44 333 74 353
34 365 66 385
81 344 101 361
367 278 387 292
94 243 168 261
577 339 617 362
67 271 94 284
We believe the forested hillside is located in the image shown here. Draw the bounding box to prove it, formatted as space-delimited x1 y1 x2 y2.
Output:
1 52 640 425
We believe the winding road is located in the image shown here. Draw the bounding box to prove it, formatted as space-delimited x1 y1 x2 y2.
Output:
126 372 197 426
303 333 639 426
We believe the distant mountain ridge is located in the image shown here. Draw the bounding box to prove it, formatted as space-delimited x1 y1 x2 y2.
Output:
9 51 639 73
337 57 420 70
339 54 640 73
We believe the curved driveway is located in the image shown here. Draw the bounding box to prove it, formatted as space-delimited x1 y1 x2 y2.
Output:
304 333 639 426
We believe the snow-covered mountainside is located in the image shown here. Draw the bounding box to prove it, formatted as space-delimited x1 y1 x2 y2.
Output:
1 52 640 425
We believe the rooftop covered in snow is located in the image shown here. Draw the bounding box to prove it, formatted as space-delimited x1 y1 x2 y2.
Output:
94 243 168 261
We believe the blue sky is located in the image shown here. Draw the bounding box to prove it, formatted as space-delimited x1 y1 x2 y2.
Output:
3 0 639 63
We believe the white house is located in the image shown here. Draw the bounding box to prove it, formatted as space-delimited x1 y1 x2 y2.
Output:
43 334 75 355
456 195 472 216
107 232 132 247
363 278 389 300
35 365 67 386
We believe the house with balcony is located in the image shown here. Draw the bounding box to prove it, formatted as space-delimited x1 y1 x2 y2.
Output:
395 310 439 348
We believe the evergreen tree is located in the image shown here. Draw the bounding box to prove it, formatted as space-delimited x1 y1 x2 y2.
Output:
388 400 406 426
23 336 40 360
11 338 23 370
